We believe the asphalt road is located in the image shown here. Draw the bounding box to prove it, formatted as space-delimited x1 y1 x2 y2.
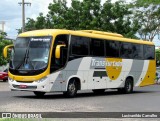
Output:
0 81 160 113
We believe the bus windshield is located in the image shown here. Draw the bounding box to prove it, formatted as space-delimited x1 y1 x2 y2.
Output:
10 36 52 70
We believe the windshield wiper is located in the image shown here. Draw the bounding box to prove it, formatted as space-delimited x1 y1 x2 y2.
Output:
14 39 35 70
15 49 35 70
15 49 28 70
26 49 35 70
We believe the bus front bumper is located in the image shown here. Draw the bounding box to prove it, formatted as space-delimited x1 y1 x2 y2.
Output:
8 77 53 92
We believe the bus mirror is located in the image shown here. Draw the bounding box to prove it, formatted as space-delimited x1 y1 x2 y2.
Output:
3 44 14 58
55 44 66 59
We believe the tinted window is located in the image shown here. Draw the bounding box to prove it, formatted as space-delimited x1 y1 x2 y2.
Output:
15 37 29 48
144 45 155 59
30 37 51 48
71 36 89 55
106 40 119 57
120 43 132 59
90 39 104 56
132 44 143 59
50 35 69 73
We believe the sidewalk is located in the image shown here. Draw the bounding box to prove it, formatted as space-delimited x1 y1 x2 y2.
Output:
0 82 10 91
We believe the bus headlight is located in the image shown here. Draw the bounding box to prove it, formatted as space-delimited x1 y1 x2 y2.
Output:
9 77 14 82
38 77 47 83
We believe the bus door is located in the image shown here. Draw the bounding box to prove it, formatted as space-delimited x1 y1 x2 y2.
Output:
50 35 69 73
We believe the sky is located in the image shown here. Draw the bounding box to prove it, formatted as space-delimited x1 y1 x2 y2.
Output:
0 0 53 38
0 0 159 46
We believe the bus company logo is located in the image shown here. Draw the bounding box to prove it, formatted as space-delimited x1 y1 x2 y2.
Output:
2 113 11 118
91 59 122 67
31 38 50 42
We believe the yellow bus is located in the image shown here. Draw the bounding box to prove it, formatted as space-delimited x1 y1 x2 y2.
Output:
3 29 156 97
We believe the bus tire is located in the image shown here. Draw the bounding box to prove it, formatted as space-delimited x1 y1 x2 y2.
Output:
118 78 133 94
124 78 133 93
33 91 45 97
92 89 105 94
63 79 78 98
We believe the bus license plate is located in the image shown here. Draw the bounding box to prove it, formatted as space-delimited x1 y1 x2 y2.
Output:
19 85 27 88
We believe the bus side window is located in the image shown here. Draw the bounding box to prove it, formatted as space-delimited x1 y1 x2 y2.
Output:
70 36 89 56
105 40 119 57
144 45 155 60
120 43 132 59
90 39 104 57
132 44 143 59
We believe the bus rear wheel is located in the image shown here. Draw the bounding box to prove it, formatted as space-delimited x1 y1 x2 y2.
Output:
33 91 46 97
63 79 78 98
118 78 133 94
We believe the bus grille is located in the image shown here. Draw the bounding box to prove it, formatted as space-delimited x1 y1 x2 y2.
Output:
16 81 34 83
12 84 37 89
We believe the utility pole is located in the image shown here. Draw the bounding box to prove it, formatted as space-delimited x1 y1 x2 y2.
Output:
0 21 5 32
18 0 31 32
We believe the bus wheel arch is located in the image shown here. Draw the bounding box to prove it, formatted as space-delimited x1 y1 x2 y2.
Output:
64 77 81 98
118 76 134 94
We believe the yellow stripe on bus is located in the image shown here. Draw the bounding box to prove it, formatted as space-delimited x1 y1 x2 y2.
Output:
8 69 49 81
139 60 156 86
105 58 122 80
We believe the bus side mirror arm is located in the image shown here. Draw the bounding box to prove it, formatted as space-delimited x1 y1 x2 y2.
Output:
3 44 14 58
55 44 66 59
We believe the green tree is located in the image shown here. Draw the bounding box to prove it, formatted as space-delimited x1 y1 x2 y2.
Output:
0 30 13 65
35 13 47 29
156 49 160 66
0 40 13 66
25 13 47 31
131 0 160 41
132 0 160 7
25 18 36 31
100 0 139 38
18 13 49 33
24 0 139 38
0 31 7 40
47 0 68 29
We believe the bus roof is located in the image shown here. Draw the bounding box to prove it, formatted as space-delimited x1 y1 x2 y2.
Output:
18 29 69 37
18 29 154 45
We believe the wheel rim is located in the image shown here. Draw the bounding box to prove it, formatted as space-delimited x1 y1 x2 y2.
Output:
68 83 76 95
126 82 131 92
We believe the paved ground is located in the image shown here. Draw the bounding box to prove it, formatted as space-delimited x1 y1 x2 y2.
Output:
0 81 160 120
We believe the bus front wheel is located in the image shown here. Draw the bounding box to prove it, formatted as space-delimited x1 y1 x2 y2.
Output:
33 91 46 97
63 79 78 98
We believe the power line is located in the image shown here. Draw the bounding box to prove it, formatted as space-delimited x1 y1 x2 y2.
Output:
18 0 31 32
